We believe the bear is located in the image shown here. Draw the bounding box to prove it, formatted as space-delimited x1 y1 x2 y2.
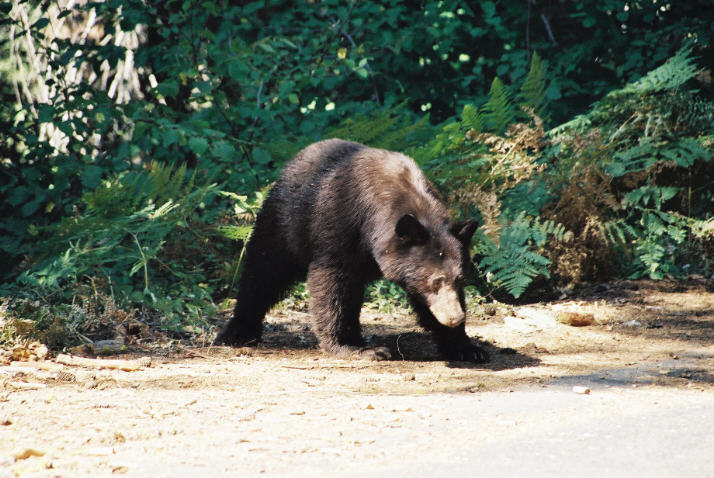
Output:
215 138 489 362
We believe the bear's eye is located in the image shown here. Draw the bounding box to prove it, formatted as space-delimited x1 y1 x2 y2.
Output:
432 276 445 291
455 275 465 286
438 251 444 259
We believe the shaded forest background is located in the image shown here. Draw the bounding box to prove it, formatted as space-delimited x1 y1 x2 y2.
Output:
1 0 713 348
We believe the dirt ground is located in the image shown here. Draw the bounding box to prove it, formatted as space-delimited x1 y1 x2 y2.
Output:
1 279 713 477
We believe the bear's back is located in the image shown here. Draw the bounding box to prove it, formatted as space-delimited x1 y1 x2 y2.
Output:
274 139 447 258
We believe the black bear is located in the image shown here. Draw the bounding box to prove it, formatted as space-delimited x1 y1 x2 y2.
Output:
215 139 488 362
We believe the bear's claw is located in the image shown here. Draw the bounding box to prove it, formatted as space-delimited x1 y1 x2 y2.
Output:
441 340 490 363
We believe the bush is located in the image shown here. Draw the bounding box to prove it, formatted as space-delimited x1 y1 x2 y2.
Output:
1 1 712 345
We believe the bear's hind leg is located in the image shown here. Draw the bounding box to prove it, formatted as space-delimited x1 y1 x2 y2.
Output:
215 255 302 346
215 206 304 346
307 264 391 360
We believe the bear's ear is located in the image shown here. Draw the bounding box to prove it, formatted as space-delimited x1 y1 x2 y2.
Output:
395 214 429 245
449 218 479 246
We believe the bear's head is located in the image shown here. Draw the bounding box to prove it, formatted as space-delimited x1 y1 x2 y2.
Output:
379 214 479 327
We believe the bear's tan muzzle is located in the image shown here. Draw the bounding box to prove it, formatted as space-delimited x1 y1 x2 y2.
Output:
427 287 465 327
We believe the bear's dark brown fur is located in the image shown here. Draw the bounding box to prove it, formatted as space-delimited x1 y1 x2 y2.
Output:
215 139 488 362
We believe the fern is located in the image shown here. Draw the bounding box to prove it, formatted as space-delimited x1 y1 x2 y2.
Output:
479 240 550 299
458 53 548 137
604 140 659 176
606 138 712 178
678 96 714 132
20 165 217 303
480 77 516 135
598 219 634 253
500 180 552 218
629 209 688 279
599 207 712 280
216 225 253 241
83 163 196 217
461 103 484 132
325 104 433 152
548 114 591 136
477 212 559 298
518 52 550 122
551 45 701 138
216 189 267 290
614 44 700 97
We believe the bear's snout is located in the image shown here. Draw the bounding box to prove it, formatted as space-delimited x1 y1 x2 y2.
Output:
426 285 465 327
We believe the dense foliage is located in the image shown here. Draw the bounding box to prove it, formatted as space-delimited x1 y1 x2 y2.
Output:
1 0 712 347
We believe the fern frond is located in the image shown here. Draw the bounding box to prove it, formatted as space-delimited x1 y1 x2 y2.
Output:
519 52 550 122
476 212 557 298
598 220 629 250
616 44 700 96
325 104 432 152
548 114 591 136
605 141 659 177
606 138 712 178
480 77 516 135
215 225 253 241
461 103 484 132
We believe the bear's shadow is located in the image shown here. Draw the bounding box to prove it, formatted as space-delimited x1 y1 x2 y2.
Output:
261 324 539 371
375 331 540 371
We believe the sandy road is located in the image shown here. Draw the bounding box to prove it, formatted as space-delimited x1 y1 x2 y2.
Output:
2 351 713 478
2 280 714 477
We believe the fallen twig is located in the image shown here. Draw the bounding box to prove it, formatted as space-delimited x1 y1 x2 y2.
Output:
55 354 151 372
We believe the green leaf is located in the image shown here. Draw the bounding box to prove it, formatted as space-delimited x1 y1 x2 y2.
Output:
162 128 180 147
252 147 271 165
188 137 208 155
481 1 496 18
32 18 50 30
20 198 43 217
228 60 250 81
214 141 236 161
157 80 179 98
81 165 104 189
37 104 54 123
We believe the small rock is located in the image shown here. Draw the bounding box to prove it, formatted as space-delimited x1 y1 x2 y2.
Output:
622 320 642 327
555 311 595 327
504 307 559 333
94 339 127 355
483 304 497 316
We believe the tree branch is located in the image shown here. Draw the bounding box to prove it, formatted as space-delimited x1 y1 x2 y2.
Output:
328 15 381 104
540 12 557 46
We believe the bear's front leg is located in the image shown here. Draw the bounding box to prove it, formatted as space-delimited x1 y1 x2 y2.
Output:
307 263 391 360
410 295 490 362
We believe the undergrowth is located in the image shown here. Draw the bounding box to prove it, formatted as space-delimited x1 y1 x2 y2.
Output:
1 163 226 347
2 45 713 349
